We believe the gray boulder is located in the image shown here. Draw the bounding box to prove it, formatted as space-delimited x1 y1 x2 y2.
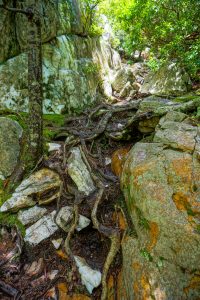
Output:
111 68 135 93
140 62 191 96
0 117 22 180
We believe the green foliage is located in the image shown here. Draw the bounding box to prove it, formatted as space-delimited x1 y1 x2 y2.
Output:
0 212 25 236
43 114 65 141
80 0 103 36
82 62 100 76
0 182 25 236
100 0 200 79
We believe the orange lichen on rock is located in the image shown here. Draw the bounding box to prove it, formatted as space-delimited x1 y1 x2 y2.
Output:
132 262 142 295
141 274 151 300
111 146 131 177
147 221 159 251
171 157 192 186
183 275 200 295
172 192 191 211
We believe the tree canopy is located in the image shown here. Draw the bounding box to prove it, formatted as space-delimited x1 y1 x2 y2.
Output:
99 0 200 79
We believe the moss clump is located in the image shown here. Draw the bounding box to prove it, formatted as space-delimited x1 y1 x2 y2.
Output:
43 114 65 127
7 112 28 129
174 94 200 103
0 213 25 236
140 248 153 262
43 114 66 141
136 207 150 230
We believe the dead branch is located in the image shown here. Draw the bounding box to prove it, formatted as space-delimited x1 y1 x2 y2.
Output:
0 4 33 16
0 280 20 299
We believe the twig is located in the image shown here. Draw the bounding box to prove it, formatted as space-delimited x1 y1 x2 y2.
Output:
0 280 20 299
0 4 33 16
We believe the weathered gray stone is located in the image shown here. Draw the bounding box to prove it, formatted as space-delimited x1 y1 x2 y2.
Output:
0 195 35 213
48 143 62 152
56 206 73 232
0 168 61 212
18 206 47 226
68 147 95 195
119 81 132 98
111 68 135 92
140 62 191 96
154 115 198 152
51 238 63 250
0 117 22 180
74 255 102 294
14 168 61 205
139 96 179 113
24 211 58 245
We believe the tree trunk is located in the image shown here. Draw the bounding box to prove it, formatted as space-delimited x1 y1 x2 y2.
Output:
27 0 43 167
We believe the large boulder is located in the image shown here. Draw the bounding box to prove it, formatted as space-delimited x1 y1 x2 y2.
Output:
111 67 135 93
120 112 200 299
140 62 191 96
0 117 22 180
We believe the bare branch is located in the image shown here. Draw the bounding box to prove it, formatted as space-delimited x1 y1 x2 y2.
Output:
0 4 33 16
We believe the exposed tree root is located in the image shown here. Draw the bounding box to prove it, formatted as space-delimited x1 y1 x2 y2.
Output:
101 234 120 300
64 203 79 260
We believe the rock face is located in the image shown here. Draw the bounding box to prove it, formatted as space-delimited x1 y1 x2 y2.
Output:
140 62 191 96
120 112 200 299
0 0 84 63
0 35 121 114
0 0 122 114
0 117 23 180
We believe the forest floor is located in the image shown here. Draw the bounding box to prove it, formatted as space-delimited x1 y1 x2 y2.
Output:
0 96 142 300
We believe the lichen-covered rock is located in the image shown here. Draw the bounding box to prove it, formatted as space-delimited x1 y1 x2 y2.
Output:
0 36 121 114
140 62 191 96
0 0 84 63
120 112 200 299
18 206 47 226
154 116 197 152
0 168 61 212
138 95 179 113
67 147 95 196
0 117 22 180
111 68 135 93
24 211 58 246
138 116 160 133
